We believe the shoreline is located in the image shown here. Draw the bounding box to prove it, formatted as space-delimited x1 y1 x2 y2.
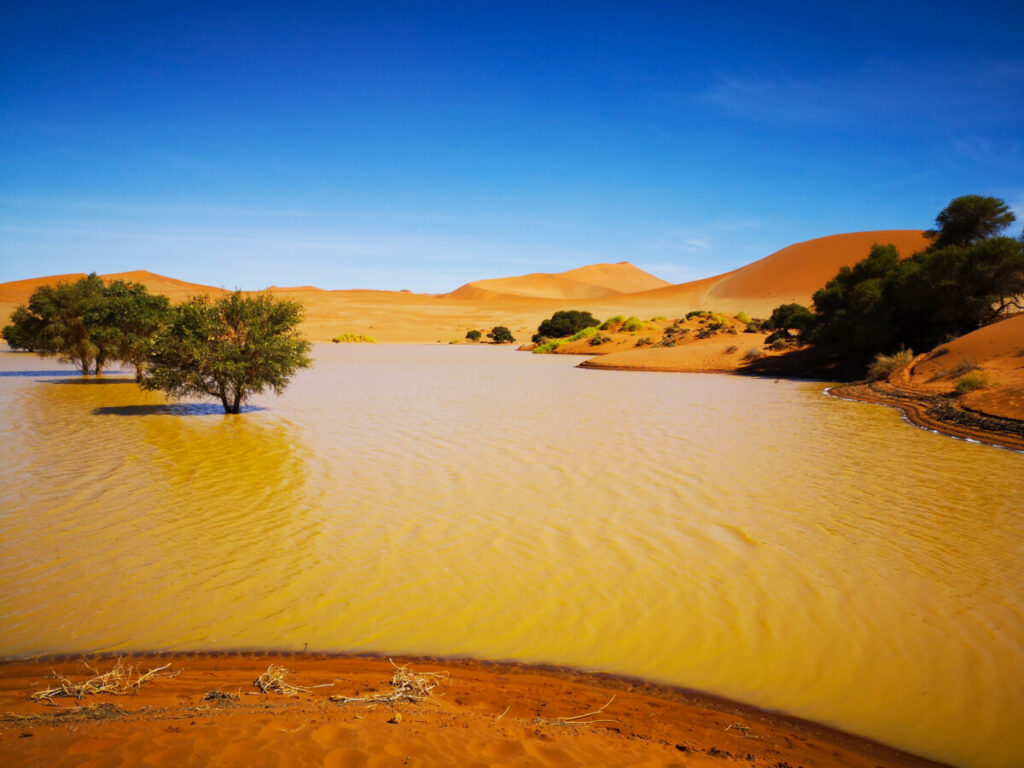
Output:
829 382 1024 453
0 651 951 767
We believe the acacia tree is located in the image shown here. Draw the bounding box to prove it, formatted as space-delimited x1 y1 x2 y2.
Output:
3 273 111 373
143 291 312 413
92 280 171 380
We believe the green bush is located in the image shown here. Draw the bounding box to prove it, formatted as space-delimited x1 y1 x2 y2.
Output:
535 310 599 341
956 371 990 393
533 340 563 354
743 347 763 360
735 311 751 324
332 334 377 343
685 310 710 320
488 326 515 344
621 316 644 333
599 315 625 330
465 329 482 341
866 348 914 381
568 326 599 341
635 337 652 347
589 334 611 346
649 316 668 322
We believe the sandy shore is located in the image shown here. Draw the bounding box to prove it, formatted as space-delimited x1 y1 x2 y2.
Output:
0 653 949 768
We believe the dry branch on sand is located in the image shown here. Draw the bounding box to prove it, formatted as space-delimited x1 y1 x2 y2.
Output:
254 665 311 697
30 659 176 704
330 659 447 705
3 702 125 724
552 695 620 726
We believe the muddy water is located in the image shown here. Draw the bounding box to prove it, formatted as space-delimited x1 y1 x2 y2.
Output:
1 344 1021 767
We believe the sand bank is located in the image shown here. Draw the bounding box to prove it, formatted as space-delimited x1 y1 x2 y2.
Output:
1 653 948 768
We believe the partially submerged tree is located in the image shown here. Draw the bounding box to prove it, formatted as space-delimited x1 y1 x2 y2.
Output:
90 280 171 380
4 273 110 373
143 291 312 413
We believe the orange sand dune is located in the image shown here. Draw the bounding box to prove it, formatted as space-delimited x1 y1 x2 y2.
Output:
446 261 670 300
0 231 932 344
607 230 931 318
0 653 943 768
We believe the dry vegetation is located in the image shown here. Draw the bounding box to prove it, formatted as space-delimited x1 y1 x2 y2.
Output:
329 659 447 705
30 658 176 703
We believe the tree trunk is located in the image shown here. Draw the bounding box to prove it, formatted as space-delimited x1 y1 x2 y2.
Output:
94 360 103 375
230 390 242 414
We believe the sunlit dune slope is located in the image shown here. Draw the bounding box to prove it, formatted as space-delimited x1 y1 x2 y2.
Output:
896 314 1024 421
0 232 931 343
445 261 670 300
705 230 931 307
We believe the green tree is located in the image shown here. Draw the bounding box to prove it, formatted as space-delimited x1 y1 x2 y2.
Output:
487 326 515 344
925 195 1016 249
465 329 482 341
5 273 110 373
143 291 312 414
92 280 171 380
2 306 44 351
533 310 600 342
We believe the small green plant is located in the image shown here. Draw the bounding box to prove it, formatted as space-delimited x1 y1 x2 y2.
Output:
744 322 760 333
332 334 378 343
649 316 667 322
621 316 644 333
568 326 599 341
635 337 652 347
955 371 990 393
589 334 611 346
533 340 563 354
685 310 710 320
465 329 482 341
735 311 751 324
866 348 914 381
599 315 625 330
767 338 789 351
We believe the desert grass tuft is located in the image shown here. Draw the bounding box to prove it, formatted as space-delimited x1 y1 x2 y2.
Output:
866 348 914 381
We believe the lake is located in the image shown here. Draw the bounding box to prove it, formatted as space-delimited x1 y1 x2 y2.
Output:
1 344 1021 767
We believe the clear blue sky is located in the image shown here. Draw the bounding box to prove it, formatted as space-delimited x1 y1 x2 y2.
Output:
2 1 1022 292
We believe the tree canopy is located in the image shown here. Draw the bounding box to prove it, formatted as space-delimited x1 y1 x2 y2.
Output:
771 195 1024 375
2 274 171 375
142 291 312 413
487 326 515 344
533 310 600 342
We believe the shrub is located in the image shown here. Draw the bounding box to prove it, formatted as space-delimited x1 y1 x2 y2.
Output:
599 315 625 330
743 347 763 360
735 311 751 324
767 339 789 351
956 371 990 393
536 310 599 340
589 334 611 346
568 326 599 341
465 329 482 341
744 322 760 333
533 340 563 354
866 348 914 381
621 316 644 333
635 337 652 347
725 345 738 354
685 310 709 320
332 333 377 343
488 326 515 344
649 316 667 322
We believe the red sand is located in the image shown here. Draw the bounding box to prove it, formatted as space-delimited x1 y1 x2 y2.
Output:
0 653 948 768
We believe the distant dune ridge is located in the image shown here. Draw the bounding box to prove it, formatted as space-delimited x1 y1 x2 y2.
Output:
1 230 933 344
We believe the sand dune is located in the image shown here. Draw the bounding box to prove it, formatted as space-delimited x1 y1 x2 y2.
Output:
445 261 670 300
0 229 936 345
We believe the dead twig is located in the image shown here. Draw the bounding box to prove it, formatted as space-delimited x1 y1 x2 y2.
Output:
329 659 446 705
30 659 176 703
254 665 310 697
556 695 619 725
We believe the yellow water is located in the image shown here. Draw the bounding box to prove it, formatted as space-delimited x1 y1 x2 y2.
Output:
1 345 1022 767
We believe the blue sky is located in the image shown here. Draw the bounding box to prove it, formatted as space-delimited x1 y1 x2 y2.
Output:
2 1 1022 291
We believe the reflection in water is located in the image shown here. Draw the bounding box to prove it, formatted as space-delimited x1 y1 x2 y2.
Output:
0 346 1022 768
